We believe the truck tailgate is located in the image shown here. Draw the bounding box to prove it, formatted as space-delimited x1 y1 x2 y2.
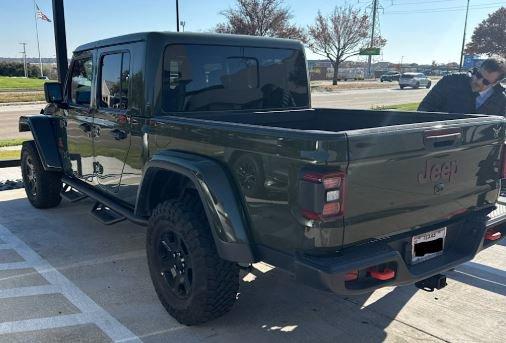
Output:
343 117 505 245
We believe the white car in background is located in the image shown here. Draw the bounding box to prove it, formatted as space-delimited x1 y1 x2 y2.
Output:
399 73 432 89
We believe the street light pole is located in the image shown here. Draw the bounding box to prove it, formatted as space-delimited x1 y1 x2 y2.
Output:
176 0 180 32
459 0 470 72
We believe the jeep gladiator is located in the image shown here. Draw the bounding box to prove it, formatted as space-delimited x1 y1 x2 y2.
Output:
19 32 506 325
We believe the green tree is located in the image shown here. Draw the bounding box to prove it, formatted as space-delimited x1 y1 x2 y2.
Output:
215 0 305 41
307 4 386 85
465 7 506 58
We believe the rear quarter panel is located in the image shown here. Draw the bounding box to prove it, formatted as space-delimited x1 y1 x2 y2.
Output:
149 116 349 255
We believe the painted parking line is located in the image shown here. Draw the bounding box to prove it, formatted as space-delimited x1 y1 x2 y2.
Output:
0 223 141 343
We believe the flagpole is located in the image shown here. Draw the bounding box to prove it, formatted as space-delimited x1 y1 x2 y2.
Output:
33 0 43 77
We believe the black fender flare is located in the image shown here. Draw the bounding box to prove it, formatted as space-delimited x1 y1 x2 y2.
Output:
19 115 63 171
135 150 256 264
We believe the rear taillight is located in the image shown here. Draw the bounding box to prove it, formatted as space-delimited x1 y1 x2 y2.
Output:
299 171 346 221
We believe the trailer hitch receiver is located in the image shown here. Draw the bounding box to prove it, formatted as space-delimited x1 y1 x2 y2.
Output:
415 274 447 292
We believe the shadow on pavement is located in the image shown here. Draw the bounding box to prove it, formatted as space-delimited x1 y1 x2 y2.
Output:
0 194 504 343
201 266 420 342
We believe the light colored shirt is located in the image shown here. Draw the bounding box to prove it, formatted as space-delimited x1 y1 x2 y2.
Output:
476 87 494 109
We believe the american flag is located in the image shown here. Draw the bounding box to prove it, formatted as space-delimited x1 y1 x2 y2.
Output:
35 3 51 22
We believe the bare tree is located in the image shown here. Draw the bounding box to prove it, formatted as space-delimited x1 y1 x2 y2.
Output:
215 0 305 41
465 7 506 58
307 5 386 85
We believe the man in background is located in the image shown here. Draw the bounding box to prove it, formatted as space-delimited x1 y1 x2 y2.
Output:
418 57 506 116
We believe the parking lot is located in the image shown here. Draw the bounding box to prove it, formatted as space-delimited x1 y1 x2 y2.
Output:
0 188 504 342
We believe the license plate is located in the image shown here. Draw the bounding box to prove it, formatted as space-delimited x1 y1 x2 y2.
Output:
411 227 446 264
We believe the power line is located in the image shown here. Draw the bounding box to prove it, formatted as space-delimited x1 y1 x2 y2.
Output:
384 3 503 14
389 0 493 6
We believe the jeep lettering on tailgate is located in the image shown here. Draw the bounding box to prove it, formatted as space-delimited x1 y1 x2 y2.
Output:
418 160 458 184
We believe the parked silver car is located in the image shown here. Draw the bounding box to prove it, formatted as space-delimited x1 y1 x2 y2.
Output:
399 73 431 89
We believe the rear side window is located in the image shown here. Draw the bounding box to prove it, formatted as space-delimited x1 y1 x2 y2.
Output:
99 52 130 110
69 57 93 106
162 44 309 112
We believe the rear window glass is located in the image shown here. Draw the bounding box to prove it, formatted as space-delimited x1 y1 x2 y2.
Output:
401 74 414 79
162 44 309 112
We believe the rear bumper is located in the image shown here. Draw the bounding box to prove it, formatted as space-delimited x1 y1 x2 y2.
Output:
294 213 502 295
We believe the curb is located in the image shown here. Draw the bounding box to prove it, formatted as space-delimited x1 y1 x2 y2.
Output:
0 101 46 107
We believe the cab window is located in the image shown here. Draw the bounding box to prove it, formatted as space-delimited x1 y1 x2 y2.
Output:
99 52 130 110
69 57 93 106
162 44 309 112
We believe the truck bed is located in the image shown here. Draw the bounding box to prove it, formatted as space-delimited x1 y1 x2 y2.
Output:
155 108 505 252
186 108 473 133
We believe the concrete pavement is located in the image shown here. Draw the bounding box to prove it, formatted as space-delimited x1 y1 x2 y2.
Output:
0 188 504 342
0 104 42 140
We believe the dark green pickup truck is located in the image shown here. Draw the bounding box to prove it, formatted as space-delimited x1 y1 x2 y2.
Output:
19 32 505 325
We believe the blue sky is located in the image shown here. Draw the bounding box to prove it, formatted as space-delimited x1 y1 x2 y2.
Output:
0 0 503 64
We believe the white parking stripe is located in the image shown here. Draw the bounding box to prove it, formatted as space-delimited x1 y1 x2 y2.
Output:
0 285 60 299
0 313 93 335
0 224 141 343
462 261 506 279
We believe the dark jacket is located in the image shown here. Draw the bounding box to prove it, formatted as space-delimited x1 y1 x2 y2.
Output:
418 73 506 116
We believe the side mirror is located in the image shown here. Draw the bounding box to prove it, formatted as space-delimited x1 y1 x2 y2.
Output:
44 82 63 104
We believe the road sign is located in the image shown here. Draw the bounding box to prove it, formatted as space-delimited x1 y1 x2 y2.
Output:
463 55 484 70
359 48 380 56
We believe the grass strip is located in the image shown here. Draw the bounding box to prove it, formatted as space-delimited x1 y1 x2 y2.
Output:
0 149 21 161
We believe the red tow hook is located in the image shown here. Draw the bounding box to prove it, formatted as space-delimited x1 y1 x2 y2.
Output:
485 229 502 241
369 267 396 281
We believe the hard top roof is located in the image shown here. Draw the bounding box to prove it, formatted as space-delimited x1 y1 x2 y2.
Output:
74 31 303 53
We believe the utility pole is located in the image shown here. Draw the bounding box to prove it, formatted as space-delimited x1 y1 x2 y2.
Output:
367 0 379 79
458 0 470 72
19 43 28 78
176 0 180 32
33 0 44 77
180 21 186 32
400 56 404 73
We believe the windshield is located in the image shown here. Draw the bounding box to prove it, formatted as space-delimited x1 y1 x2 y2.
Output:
162 44 309 112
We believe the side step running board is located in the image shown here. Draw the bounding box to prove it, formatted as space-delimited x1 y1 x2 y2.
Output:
61 184 88 203
91 202 126 225
61 176 148 226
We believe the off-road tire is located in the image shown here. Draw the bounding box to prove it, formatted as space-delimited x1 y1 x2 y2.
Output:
21 141 62 209
400 85 405 89
146 196 240 325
